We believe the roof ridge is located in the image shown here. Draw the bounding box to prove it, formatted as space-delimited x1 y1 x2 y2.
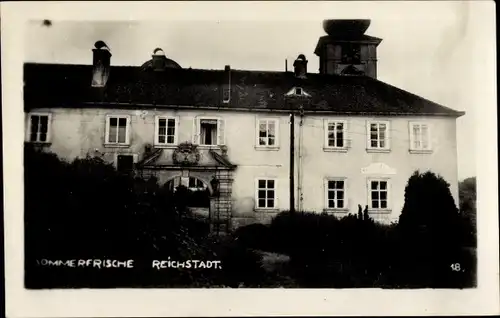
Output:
23 62 369 78
24 62 464 117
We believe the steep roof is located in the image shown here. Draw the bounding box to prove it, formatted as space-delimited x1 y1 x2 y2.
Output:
24 63 464 117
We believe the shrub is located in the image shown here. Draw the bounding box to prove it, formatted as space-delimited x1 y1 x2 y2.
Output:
24 145 214 288
393 171 474 288
267 210 395 288
214 240 266 287
459 177 477 248
232 223 272 251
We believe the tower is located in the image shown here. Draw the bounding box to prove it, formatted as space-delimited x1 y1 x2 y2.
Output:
314 19 382 78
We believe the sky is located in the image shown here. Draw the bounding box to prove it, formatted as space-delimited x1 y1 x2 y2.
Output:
22 1 490 180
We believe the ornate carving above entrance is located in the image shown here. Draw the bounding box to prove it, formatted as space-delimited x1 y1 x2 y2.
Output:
172 142 201 166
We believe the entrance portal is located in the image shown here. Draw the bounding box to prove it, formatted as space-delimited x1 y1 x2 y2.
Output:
165 176 211 217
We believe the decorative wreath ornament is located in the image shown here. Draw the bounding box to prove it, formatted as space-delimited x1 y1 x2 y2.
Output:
172 142 201 166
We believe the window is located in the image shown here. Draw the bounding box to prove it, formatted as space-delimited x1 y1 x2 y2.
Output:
105 115 130 146
188 177 206 191
155 116 177 146
369 179 390 210
257 118 279 148
285 87 311 97
116 155 134 173
325 120 347 149
367 121 390 150
340 43 361 64
409 122 431 151
27 113 51 143
325 179 346 210
194 117 225 146
256 179 277 209
200 119 217 145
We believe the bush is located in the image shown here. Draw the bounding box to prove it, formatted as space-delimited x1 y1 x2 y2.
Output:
214 239 266 287
24 145 214 288
393 171 474 288
232 223 272 250
459 177 477 247
25 147 475 288
267 210 395 288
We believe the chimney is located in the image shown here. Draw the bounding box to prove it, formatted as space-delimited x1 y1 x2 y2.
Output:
222 65 231 103
293 54 308 79
152 48 167 71
91 40 111 87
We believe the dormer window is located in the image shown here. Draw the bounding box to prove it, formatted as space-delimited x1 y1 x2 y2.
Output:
285 87 310 97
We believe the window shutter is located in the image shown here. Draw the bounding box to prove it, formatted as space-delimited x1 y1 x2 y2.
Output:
422 124 432 150
323 179 328 209
218 118 225 145
105 116 110 144
344 179 348 209
175 117 180 145
386 122 391 149
387 180 392 210
25 114 31 142
426 124 432 150
45 114 52 143
323 119 328 148
409 122 415 150
344 120 350 148
365 121 371 149
274 119 280 147
126 116 132 144
367 179 372 208
154 116 159 145
254 179 259 209
192 117 200 144
255 117 260 147
274 179 279 209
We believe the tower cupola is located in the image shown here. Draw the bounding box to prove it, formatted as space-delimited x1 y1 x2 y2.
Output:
314 19 382 78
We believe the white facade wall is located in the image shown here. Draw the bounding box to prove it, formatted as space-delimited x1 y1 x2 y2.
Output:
25 107 460 225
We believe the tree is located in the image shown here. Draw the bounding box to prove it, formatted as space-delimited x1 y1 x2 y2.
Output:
395 171 465 288
24 145 215 288
459 177 476 213
458 177 477 246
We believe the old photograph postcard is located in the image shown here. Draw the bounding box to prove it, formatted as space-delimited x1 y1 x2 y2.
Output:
3 1 499 317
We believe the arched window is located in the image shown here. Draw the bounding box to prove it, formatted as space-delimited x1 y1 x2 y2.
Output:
165 176 208 192
165 176 210 208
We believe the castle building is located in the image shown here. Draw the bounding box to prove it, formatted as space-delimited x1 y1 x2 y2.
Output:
24 20 464 232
